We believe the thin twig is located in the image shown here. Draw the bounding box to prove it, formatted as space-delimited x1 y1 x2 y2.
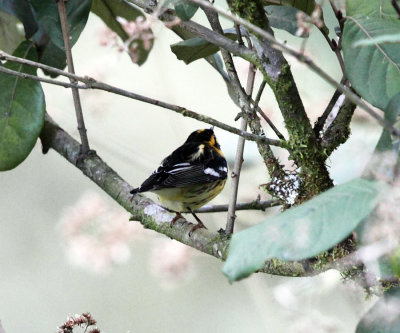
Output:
187 0 400 138
195 199 280 213
226 62 256 234
252 80 285 140
317 26 346 77
393 0 400 19
57 0 90 153
256 107 285 140
0 52 284 147
253 80 266 111
0 65 76 88
235 23 244 45
314 77 347 134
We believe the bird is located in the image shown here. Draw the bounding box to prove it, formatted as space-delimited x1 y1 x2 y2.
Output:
130 127 227 233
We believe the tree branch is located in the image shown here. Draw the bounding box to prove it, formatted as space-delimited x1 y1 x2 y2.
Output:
226 62 256 234
195 199 280 213
321 97 357 156
314 77 350 135
57 0 90 153
252 80 285 141
0 51 285 148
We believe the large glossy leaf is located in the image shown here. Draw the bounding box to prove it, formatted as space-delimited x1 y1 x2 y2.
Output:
266 5 308 37
222 178 385 282
174 0 198 21
91 0 152 65
30 0 92 50
356 287 400 332
0 41 45 171
342 17 400 110
264 0 315 16
0 0 38 38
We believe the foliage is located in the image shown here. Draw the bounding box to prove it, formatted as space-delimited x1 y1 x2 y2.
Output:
0 41 45 170
223 178 386 281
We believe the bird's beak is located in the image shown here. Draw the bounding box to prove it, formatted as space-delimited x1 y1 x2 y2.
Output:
210 125 214 131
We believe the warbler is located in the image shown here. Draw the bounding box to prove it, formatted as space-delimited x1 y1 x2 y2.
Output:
130 127 227 232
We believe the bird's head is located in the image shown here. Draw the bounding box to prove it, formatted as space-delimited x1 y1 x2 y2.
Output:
186 127 221 149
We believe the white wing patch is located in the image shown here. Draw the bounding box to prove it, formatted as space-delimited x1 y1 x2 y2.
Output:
219 166 228 173
204 167 220 177
168 166 192 174
167 162 192 174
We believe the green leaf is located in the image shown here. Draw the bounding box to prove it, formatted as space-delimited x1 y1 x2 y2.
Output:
30 0 92 50
0 41 45 171
174 0 199 21
346 0 399 20
342 17 400 110
222 178 385 282
170 25 229 81
170 33 236 64
265 0 315 16
0 11 24 53
91 0 152 65
266 5 308 37
356 287 400 332
0 0 38 38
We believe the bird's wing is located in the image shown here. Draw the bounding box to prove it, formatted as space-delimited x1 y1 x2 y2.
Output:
136 162 227 192
131 142 227 193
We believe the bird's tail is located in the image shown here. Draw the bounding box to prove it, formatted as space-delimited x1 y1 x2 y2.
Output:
130 187 141 194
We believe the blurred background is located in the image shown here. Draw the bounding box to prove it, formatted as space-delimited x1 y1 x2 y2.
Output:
0 1 383 332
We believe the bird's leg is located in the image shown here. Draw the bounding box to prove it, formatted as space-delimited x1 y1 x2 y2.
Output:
188 208 207 235
170 211 184 226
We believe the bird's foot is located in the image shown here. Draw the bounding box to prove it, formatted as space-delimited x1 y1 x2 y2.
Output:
189 221 207 237
170 212 184 227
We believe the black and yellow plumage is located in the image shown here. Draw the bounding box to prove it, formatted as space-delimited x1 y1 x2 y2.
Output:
130 128 227 232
